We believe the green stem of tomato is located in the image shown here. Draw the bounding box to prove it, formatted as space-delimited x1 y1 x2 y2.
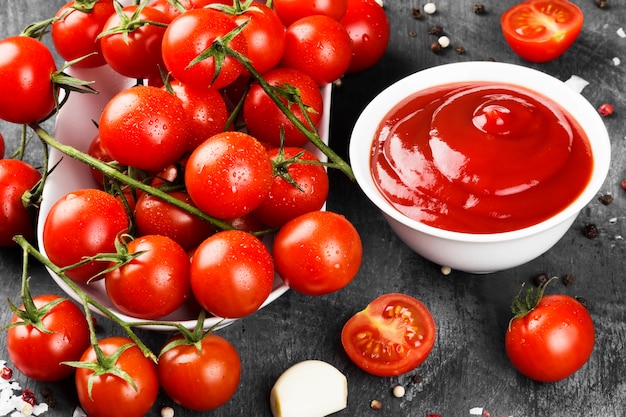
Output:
29 123 235 232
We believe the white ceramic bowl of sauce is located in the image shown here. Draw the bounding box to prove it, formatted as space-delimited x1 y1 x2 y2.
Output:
349 61 610 273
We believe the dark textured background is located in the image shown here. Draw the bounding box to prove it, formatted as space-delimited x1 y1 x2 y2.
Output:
1 1 624 416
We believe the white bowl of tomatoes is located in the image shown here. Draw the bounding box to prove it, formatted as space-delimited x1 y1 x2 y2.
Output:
349 61 611 273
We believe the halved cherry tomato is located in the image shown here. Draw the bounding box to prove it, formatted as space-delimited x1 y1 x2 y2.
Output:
341 293 436 377
501 0 584 63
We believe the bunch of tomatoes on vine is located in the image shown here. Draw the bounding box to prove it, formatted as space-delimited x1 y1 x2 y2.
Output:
0 0 390 415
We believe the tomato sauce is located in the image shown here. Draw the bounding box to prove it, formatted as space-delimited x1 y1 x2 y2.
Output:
370 82 593 234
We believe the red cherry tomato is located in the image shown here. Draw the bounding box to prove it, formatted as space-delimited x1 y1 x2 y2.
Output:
185 131 273 219
0 36 58 124
273 0 348 26
273 211 362 296
341 293 436 377
0 159 42 246
75 337 159 417
99 4 169 79
42 188 129 283
505 283 595 382
341 0 390 73
243 67 323 147
252 147 329 228
51 0 116 68
105 235 191 319
99 85 189 172
7 295 90 382
501 0 584 63
280 14 353 85
190 230 274 318
158 333 241 411
162 8 248 90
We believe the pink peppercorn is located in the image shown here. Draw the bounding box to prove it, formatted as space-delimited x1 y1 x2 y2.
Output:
598 103 614 116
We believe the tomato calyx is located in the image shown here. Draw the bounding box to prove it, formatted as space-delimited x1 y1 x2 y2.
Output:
510 276 557 321
97 1 169 42
3 281 65 335
209 0 263 16
159 310 220 356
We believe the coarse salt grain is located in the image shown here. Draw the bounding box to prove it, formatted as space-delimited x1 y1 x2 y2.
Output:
564 75 589 93
440 266 452 275
161 406 175 417
437 36 450 48
612 57 621 66
392 385 405 398
374 0 384 7
470 407 484 415
617 27 626 38
424 3 437 14
0 361 48 417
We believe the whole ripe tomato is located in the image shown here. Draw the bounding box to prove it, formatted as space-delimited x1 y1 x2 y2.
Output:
231 2 286 74
99 85 189 172
0 159 42 247
252 147 329 228
341 293 436 377
42 188 129 283
99 4 169 80
185 131 273 219
280 14 353 86
243 67 324 147
505 281 595 382
341 0 390 73
162 8 248 90
501 0 584 63
158 333 241 411
75 337 159 417
51 0 116 68
105 235 191 320
7 295 90 382
0 36 57 124
190 230 274 318
167 80 229 153
273 211 362 296
273 0 349 26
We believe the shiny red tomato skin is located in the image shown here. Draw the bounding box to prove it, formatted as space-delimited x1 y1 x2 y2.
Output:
185 131 273 219
0 36 57 124
99 85 189 172
190 230 274 318
7 295 90 382
105 235 191 319
273 0 348 26
0 159 42 247
162 8 248 90
42 188 129 283
341 0 390 73
158 333 241 411
501 0 584 63
75 337 159 417
51 0 116 68
273 211 362 296
505 294 595 382
341 293 436 377
280 15 353 86
252 147 329 228
99 5 169 79
148 0 231 22
243 67 323 147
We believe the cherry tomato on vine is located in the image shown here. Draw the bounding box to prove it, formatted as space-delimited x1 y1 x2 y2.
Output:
273 0 349 26
341 293 436 377
75 337 159 417
190 230 274 318
7 295 90 382
185 131 273 219
0 159 42 247
243 67 323 147
273 211 362 296
501 0 584 63
0 36 58 124
99 4 169 80
99 85 189 172
162 8 248 90
341 0 390 73
42 188 129 283
505 282 595 382
51 0 116 68
252 147 329 228
280 14 353 85
158 333 241 411
105 235 191 319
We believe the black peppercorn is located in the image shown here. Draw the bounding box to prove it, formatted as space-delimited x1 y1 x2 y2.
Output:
473 3 486 14
411 8 423 19
594 0 607 8
599 194 613 205
534 273 549 286
428 25 444 36
430 41 443 54
562 274 575 286
583 224 599 239
455 46 466 54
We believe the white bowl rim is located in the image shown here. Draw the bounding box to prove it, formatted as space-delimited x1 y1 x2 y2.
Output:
349 61 611 243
